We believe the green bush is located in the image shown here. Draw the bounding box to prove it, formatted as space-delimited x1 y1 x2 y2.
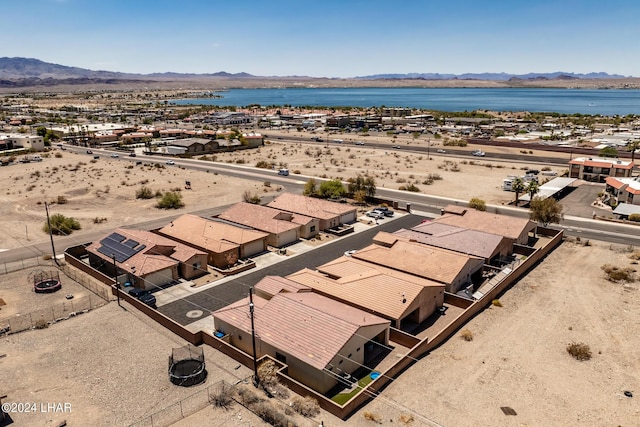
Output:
469 197 487 211
43 213 81 235
628 213 640 222
135 186 154 199
156 191 184 209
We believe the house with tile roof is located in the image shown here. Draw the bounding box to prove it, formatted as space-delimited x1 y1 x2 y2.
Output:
213 289 390 394
86 228 207 290
352 235 484 293
569 156 634 183
157 214 268 268
435 205 536 246
286 256 445 328
267 193 357 231
217 202 319 247
392 221 512 264
605 176 640 206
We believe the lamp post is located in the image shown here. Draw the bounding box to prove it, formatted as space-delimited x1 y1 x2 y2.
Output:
112 254 121 307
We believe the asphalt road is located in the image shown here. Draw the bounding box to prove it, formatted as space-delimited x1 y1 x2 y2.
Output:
157 214 426 326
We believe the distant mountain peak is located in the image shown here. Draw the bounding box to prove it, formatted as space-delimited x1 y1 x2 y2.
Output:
355 71 627 80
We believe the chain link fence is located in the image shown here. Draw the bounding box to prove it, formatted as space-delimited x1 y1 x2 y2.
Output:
58 263 112 301
0 293 106 335
0 256 55 275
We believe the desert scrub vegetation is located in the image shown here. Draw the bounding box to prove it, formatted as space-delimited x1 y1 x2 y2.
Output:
601 264 636 282
209 382 235 409
290 396 320 417
156 191 184 209
43 213 81 235
363 411 382 423
469 197 487 211
399 183 420 192
460 329 474 341
135 186 155 199
566 342 592 361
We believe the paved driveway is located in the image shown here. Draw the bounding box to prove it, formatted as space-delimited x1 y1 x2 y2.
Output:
157 214 426 326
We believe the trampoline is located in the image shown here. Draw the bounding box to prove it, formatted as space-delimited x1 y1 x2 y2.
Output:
168 345 207 387
30 270 62 293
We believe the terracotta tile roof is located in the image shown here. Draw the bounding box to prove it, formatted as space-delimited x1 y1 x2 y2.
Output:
393 223 506 259
86 228 205 276
437 205 535 241
254 275 312 298
352 240 483 284
569 157 634 169
213 292 388 370
158 214 267 252
605 177 627 190
218 202 301 234
267 193 356 220
287 257 443 321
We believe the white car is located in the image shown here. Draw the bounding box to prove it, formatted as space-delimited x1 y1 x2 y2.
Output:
365 211 384 219
166 160 175 165
355 141 365 146
344 250 357 257
110 153 119 158
436 149 446 153
471 150 485 157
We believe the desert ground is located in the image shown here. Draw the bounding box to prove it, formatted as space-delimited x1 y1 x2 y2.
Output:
0 139 569 253
1 240 638 426
2 138 636 426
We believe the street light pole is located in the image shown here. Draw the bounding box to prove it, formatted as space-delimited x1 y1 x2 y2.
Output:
112 254 121 307
249 288 260 387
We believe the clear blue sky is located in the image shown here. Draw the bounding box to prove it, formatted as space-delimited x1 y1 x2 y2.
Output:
4 0 639 77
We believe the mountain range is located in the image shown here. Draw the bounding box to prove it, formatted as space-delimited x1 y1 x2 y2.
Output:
0 57 630 88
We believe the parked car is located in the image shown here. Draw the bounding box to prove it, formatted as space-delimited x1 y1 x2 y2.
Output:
365 211 385 219
110 153 119 158
166 160 175 165
471 150 485 157
128 288 156 308
373 207 394 217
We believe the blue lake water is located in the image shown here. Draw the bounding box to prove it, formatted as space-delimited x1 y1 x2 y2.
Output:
173 87 640 116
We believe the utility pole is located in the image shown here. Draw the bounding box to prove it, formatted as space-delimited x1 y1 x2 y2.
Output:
44 202 59 266
112 254 121 307
249 288 259 387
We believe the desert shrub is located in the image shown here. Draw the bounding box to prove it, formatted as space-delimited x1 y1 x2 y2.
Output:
54 152 62 158
628 214 640 222
468 197 486 211
237 386 261 406
35 317 48 329
92 217 107 224
43 213 81 235
135 186 154 199
566 342 592 361
255 160 273 169
460 329 474 341
492 299 503 307
209 382 235 409
243 190 261 204
364 411 382 423
253 402 294 427
56 195 68 204
257 359 280 390
293 169 301 174
396 177 407 183
263 181 271 188
402 183 420 192
628 250 640 260
156 191 184 209
290 396 320 417
601 264 636 282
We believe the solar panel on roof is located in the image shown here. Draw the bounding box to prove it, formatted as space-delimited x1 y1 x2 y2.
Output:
97 233 146 263
123 239 139 248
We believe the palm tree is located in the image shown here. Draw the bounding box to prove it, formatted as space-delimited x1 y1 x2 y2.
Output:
526 180 540 202
512 178 525 205
627 139 640 163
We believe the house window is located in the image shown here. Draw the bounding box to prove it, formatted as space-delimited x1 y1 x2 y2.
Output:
310 225 316 232
193 262 201 269
276 352 287 364
356 347 360 352
238 335 242 341
338 360 343 365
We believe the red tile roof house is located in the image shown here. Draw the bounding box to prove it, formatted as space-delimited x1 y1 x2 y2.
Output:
569 156 634 183
392 221 513 265
605 176 640 205
267 193 357 231
86 228 208 291
286 256 445 329
353 234 485 294
435 205 536 246
213 277 390 394
157 214 268 268
218 202 319 247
